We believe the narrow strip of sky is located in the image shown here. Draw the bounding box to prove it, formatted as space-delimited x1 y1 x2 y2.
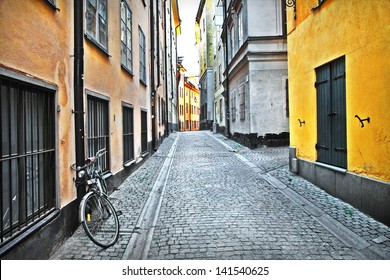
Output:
177 0 200 76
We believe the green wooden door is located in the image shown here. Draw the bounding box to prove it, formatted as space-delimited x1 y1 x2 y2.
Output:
316 56 347 168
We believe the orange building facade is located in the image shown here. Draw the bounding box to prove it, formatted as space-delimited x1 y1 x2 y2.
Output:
0 0 179 259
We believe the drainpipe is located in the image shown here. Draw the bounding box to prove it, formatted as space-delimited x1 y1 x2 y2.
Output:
170 2 174 133
164 0 169 137
223 0 230 137
74 0 85 200
150 0 157 150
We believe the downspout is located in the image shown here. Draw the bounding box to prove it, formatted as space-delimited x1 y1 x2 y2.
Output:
74 0 86 201
170 0 174 133
164 0 169 136
150 0 157 150
223 0 230 137
157 1 161 87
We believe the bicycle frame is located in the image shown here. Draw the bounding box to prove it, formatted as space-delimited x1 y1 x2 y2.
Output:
71 148 119 248
71 148 107 196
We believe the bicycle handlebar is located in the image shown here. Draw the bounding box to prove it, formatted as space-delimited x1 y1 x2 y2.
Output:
70 148 106 171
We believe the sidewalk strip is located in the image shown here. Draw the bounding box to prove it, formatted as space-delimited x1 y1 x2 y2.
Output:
313 214 369 250
122 134 179 260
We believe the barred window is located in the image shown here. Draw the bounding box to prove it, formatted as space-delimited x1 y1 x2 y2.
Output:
140 110 148 154
86 94 110 173
121 1 132 72
231 90 236 122
123 105 134 164
219 98 223 122
239 83 245 120
1 76 56 245
139 27 146 84
85 0 108 51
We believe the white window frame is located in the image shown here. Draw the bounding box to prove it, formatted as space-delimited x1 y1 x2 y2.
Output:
121 1 133 73
139 27 146 84
85 0 108 51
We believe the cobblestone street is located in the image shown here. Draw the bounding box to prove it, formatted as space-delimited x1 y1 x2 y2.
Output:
50 131 390 260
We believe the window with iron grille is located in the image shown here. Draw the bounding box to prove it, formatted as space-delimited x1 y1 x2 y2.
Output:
123 105 134 164
87 94 110 173
219 98 223 122
85 0 108 51
0 76 56 246
239 83 245 120
231 90 236 122
120 1 133 73
141 110 148 154
139 27 146 84
219 64 222 84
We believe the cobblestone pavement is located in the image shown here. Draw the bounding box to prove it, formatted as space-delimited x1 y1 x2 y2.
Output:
50 131 390 260
50 136 177 260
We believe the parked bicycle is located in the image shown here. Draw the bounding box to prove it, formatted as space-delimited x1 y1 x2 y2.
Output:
71 149 120 248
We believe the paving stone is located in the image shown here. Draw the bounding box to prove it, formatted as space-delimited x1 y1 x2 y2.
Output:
50 131 390 260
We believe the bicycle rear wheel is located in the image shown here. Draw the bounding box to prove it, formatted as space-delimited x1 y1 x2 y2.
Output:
79 192 119 248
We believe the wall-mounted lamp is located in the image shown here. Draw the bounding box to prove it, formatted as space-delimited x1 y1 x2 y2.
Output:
286 0 297 20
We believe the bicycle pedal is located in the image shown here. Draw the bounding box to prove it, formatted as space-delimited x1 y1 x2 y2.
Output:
116 210 123 216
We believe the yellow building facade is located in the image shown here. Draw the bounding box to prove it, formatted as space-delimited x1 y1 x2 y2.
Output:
287 0 390 225
178 76 200 131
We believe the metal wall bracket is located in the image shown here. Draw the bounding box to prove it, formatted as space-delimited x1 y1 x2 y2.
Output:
355 115 370 128
286 0 296 20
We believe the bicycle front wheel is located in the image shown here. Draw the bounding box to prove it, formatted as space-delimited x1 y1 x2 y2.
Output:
79 192 119 248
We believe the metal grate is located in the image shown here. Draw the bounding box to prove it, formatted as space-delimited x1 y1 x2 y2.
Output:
141 110 148 154
87 96 110 173
123 105 134 163
0 76 56 245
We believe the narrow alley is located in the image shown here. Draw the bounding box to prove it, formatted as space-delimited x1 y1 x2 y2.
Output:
50 131 390 260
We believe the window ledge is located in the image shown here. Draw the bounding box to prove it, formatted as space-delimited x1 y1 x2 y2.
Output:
140 79 147 87
123 159 135 168
0 209 59 257
102 172 113 180
84 34 110 57
45 0 60 11
121 65 134 77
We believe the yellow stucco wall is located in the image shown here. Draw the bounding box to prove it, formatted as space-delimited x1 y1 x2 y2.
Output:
288 0 390 182
0 0 76 205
